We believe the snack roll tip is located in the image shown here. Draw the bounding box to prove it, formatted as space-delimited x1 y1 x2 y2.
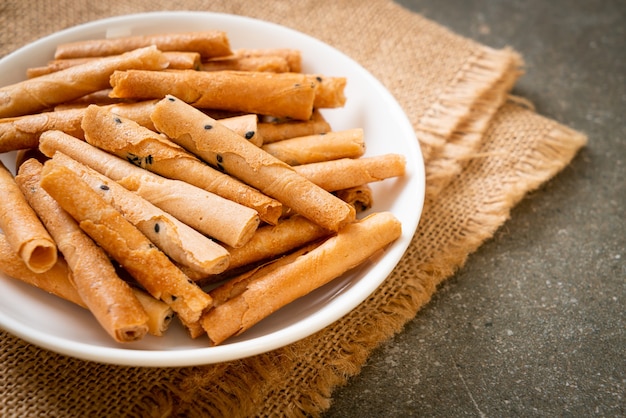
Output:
0 161 58 274
150 95 356 232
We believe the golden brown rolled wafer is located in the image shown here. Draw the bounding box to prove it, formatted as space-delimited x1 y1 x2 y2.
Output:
0 108 85 153
209 241 321 308
216 215 332 278
41 147 231 276
201 211 402 345
105 100 263 146
261 128 365 166
232 48 302 73
151 95 356 232
53 89 130 109
110 69 317 120
0 161 57 273
28 51 201 78
39 159 213 324
201 55 290 73
335 184 374 213
82 106 281 224
306 74 347 108
39 128 259 248
15 159 149 343
0 230 84 308
293 154 406 191
0 46 168 118
54 31 232 59
257 109 331 144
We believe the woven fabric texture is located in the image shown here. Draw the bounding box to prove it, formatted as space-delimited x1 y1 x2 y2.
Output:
0 1 586 416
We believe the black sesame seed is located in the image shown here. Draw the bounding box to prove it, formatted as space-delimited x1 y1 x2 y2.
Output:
154 223 160 233
216 154 223 163
316 76 323 82
204 124 213 130
245 131 255 140
167 97 175 102
114 117 122 124
100 184 109 190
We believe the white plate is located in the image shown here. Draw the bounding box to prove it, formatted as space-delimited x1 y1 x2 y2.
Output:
0 11 425 367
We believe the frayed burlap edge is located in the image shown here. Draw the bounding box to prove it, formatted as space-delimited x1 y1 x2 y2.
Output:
416 46 522 163
127 102 586 418
424 51 524 200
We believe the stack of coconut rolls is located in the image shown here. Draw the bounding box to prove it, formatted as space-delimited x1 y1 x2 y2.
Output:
0 31 407 345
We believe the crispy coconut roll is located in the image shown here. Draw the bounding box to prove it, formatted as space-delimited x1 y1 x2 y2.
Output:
82 105 280 224
39 160 213 324
201 211 402 345
54 31 232 59
151 95 356 232
15 159 149 343
0 161 57 273
0 46 168 118
0 108 85 153
293 154 406 191
261 128 365 166
0 230 84 307
39 129 259 248
257 109 331 144
28 51 201 78
110 70 318 120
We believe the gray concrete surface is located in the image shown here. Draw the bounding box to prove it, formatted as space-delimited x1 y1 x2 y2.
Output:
325 1 625 416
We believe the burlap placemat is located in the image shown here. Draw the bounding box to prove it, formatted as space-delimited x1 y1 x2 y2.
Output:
0 1 587 417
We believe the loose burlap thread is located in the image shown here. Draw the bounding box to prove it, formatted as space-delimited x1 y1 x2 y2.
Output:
0 1 587 417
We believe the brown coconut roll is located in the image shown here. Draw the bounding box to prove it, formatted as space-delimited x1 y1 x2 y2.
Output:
257 109 331 144
293 154 407 192
261 128 365 166
110 69 317 120
39 159 213 324
151 95 356 232
0 46 169 118
81 105 280 224
0 230 84 308
15 159 149 343
28 51 201 78
54 31 232 59
0 108 85 153
39 129 259 248
201 211 402 345
0 161 57 273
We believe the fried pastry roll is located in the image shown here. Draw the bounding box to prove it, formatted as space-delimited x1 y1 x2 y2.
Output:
257 109 331 144
0 161 57 273
261 128 365 166
0 108 85 153
0 45 168 118
54 31 232 59
110 69 317 120
293 154 406 191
